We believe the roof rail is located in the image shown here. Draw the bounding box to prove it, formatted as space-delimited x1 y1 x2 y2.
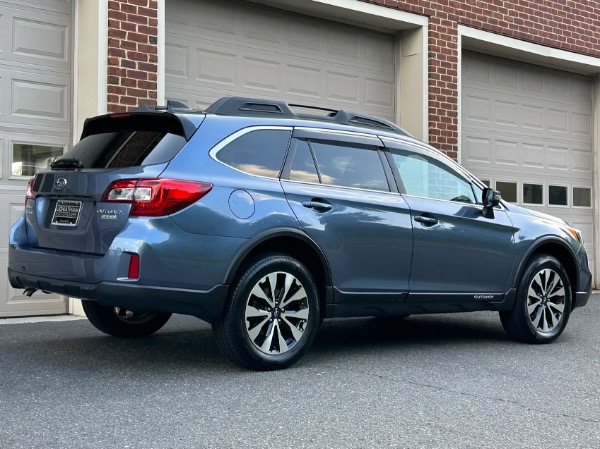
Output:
205 96 411 136
135 100 193 113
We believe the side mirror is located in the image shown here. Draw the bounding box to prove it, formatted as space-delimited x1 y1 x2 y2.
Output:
482 188 501 218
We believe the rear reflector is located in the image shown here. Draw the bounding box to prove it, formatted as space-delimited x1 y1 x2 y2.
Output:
102 178 212 216
128 253 140 279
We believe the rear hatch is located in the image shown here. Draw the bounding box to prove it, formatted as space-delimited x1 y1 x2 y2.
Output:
26 111 203 255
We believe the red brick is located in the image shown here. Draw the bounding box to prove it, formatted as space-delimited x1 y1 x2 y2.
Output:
126 87 148 98
138 44 157 54
121 77 137 87
108 85 126 95
138 25 158 36
108 47 126 59
139 6 158 18
127 51 148 61
108 28 126 39
130 0 148 6
120 96 138 106
137 80 156 90
127 69 148 80
121 21 137 32
108 65 127 76
127 14 148 25
138 62 157 72
128 32 148 43
108 10 126 21
121 3 137 14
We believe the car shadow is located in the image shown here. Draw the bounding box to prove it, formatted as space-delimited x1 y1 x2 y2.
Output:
1 312 515 374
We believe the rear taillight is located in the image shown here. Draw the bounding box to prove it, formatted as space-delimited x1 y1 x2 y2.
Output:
25 177 35 207
101 179 212 216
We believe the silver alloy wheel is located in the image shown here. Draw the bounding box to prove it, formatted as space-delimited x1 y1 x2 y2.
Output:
527 268 566 333
244 271 310 354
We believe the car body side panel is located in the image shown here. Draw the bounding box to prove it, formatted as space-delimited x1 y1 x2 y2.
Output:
281 180 413 302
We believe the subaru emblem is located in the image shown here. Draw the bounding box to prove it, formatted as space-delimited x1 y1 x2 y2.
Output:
54 177 67 189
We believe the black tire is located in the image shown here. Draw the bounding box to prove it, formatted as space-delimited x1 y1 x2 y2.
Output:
212 253 320 371
500 254 571 344
82 301 171 338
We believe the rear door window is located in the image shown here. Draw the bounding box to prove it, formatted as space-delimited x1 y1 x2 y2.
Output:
285 136 389 192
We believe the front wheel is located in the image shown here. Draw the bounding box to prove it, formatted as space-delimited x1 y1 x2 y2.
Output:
82 301 171 338
213 253 320 370
500 255 571 344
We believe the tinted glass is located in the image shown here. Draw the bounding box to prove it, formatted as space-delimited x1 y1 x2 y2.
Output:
391 151 476 203
217 130 291 178
288 139 319 183
309 141 388 191
549 185 568 206
523 183 543 204
59 131 186 168
496 181 517 203
573 187 592 207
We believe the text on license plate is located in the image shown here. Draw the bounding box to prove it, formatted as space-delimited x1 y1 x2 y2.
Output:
51 200 82 226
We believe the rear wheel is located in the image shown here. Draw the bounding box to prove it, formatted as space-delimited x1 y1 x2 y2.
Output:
213 253 320 370
82 301 171 338
500 255 571 344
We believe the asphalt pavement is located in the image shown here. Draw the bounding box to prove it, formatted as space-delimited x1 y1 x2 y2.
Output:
1 294 598 449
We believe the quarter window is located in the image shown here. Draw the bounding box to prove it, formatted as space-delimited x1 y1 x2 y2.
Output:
216 129 291 178
391 151 476 203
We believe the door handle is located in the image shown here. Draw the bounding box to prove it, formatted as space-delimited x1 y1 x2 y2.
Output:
414 215 438 226
302 199 333 212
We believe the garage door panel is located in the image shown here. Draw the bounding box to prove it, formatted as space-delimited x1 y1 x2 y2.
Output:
166 0 396 120
0 190 66 317
0 0 71 316
0 5 70 71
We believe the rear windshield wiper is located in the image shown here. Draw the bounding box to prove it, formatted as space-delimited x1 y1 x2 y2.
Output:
50 158 84 170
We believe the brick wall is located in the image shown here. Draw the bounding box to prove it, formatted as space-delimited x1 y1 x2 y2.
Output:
107 0 158 113
104 0 600 157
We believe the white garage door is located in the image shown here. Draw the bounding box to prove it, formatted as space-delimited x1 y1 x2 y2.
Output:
0 0 71 316
166 0 396 119
462 51 595 276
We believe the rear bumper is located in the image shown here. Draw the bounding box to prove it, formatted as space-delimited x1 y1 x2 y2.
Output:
8 269 228 322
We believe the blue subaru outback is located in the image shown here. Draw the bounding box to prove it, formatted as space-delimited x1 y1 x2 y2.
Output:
8 97 593 370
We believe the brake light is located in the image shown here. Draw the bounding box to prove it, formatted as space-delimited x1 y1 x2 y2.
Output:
25 177 35 207
102 179 212 216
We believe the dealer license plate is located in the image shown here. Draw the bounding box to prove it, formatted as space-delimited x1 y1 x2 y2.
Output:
51 200 82 226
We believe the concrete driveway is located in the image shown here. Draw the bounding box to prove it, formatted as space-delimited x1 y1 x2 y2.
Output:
1 294 598 448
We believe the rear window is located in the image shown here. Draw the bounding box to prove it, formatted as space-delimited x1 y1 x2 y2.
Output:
58 131 187 169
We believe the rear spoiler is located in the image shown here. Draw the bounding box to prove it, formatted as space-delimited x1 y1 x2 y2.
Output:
81 111 202 141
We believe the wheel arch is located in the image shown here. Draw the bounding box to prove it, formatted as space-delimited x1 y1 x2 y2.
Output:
224 228 332 307
513 238 579 307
